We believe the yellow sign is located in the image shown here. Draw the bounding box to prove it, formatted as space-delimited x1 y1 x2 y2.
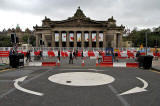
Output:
140 44 143 49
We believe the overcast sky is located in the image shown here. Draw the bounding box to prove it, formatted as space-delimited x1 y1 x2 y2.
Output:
0 0 160 31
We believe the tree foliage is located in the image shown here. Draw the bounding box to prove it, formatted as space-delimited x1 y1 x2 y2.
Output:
22 35 36 46
123 27 160 47
0 35 12 47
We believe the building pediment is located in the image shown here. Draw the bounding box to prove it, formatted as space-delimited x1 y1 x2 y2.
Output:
52 18 105 27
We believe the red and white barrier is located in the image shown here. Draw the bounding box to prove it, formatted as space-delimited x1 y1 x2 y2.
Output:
0 49 160 59
99 62 139 68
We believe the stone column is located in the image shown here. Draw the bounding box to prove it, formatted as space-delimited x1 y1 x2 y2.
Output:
74 31 77 47
36 33 39 47
113 33 117 48
96 31 99 48
51 32 55 47
81 31 84 48
103 31 107 48
89 31 92 47
59 32 62 47
66 31 70 47
119 33 123 48
42 34 46 47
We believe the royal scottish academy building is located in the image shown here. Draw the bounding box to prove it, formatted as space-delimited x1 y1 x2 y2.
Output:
34 7 125 48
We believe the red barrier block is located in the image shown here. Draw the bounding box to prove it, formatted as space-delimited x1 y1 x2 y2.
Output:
126 63 138 67
118 57 128 59
100 62 113 67
42 62 56 66
21 52 27 56
140 53 145 56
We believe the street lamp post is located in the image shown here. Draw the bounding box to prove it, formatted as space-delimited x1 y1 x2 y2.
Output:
145 32 148 56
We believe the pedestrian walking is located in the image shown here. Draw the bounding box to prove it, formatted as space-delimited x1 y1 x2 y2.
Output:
81 51 84 59
73 51 76 59
26 50 32 62
58 50 60 61
155 49 158 60
39 50 43 60
136 51 140 61
69 51 73 64
114 52 118 62
76 49 78 58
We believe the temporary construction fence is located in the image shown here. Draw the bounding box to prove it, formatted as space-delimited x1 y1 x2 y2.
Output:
0 47 160 64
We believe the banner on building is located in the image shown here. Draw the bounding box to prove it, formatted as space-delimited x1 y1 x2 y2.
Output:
55 33 59 42
92 33 96 42
69 33 74 42
62 33 66 42
99 33 103 41
77 33 81 42
84 33 89 42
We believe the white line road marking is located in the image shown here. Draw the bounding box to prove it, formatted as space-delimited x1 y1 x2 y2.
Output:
120 77 148 95
0 70 49 99
14 76 44 96
108 85 130 106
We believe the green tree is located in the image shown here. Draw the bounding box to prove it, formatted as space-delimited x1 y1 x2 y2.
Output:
124 27 160 47
29 35 36 46
22 34 29 43
22 35 36 46
0 35 12 47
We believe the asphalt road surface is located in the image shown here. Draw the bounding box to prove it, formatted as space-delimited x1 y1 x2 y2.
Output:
0 66 160 106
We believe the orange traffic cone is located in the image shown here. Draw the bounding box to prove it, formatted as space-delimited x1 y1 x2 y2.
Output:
57 58 60 66
82 58 85 66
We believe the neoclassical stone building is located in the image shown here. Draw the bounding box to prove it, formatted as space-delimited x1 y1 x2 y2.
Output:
34 7 125 48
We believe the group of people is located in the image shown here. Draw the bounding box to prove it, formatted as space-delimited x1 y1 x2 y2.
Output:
69 50 84 64
57 49 83 64
26 50 43 62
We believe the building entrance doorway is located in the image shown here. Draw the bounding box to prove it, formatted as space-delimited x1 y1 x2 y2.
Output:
77 42 81 47
62 42 66 47
84 42 89 47
55 42 59 47
92 42 96 47
70 42 74 47
99 42 103 48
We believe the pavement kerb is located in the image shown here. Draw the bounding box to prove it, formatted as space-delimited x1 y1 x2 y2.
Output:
151 67 160 72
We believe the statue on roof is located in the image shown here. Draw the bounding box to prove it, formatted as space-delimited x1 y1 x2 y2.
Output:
73 6 86 19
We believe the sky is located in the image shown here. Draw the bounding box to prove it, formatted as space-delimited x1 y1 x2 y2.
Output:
0 0 160 31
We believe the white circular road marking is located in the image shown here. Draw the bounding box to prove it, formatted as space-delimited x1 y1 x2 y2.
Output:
48 72 115 86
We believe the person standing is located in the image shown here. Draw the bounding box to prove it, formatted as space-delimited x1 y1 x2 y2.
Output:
26 50 32 62
76 49 78 58
69 51 73 64
39 50 43 60
114 52 118 62
58 50 60 61
9 48 13 66
155 49 158 60
73 50 76 59
81 51 84 59
136 51 140 61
